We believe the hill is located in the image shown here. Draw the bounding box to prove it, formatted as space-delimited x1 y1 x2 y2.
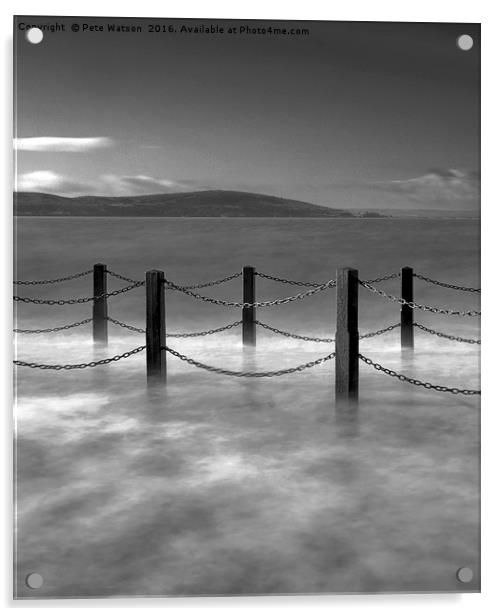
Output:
14 190 356 218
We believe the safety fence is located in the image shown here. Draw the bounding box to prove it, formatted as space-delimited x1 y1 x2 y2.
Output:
13 263 481 397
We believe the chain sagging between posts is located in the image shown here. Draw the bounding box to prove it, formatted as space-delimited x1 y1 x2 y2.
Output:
13 262 480 396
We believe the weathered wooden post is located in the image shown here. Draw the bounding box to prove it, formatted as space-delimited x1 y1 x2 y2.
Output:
242 265 256 346
146 270 166 383
335 268 359 401
401 266 414 350
93 263 108 345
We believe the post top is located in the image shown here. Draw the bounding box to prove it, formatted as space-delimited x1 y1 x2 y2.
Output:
336 267 358 274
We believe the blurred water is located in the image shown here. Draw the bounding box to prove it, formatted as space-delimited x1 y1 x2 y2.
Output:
14 218 480 596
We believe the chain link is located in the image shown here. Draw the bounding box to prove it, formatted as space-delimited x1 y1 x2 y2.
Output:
413 322 480 345
106 316 242 337
255 271 323 287
358 280 480 317
14 346 146 370
359 322 401 339
162 277 336 308
255 320 335 342
414 273 480 293
14 281 144 306
106 316 146 333
166 320 242 337
106 269 142 284
162 345 336 377
255 320 400 342
363 272 401 284
181 272 242 289
14 318 92 334
106 269 241 289
358 353 480 395
13 269 93 285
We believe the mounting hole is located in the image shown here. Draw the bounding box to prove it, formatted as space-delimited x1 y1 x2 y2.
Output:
456 567 474 583
25 572 44 589
26 27 43 45
457 34 474 51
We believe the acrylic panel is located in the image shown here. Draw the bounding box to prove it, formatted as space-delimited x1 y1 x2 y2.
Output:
13 17 480 598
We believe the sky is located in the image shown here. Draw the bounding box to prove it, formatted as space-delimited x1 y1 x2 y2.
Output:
14 17 480 210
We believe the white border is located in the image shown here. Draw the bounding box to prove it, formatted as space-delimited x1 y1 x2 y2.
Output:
2 1 500 614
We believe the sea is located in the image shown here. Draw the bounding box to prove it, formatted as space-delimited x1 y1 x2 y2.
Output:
13 217 480 596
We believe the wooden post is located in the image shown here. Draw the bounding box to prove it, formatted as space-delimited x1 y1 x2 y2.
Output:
335 268 359 401
93 263 108 345
146 270 166 383
401 266 414 350
242 266 256 346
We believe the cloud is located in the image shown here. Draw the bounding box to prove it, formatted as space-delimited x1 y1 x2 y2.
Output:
16 170 91 195
14 137 114 152
16 171 189 197
377 169 480 203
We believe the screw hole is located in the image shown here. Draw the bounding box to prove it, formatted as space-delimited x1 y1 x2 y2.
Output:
26 28 43 45
457 34 474 51
25 572 44 589
456 567 474 583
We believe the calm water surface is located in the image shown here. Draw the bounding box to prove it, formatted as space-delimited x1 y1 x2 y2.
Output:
14 218 480 596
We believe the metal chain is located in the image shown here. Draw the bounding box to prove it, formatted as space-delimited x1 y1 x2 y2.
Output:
13 269 93 285
162 277 336 308
14 346 146 370
358 353 480 395
414 273 480 294
106 316 146 333
413 322 480 345
107 269 241 289
255 271 323 287
255 320 335 342
166 320 242 337
14 281 144 306
359 322 401 339
106 269 142 284
106 316 242 337
162 345 336 377
358 280 480 317
255 320 400 342
14 318 92 334
181 272 242 289
363 272 401 284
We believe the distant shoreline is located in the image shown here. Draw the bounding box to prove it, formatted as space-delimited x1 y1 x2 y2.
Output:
14 215 480 220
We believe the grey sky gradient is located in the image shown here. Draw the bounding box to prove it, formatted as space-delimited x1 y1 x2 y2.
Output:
14 17 480 209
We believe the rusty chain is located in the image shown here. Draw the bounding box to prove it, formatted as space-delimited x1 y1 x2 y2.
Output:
13 269 93 285
162 277 336 308
14 346 146 370
14 318 92 334
413 322 480 345
358 353 480 395
14 281 144 306
162 345 336 377
414 273 480 293
358 280 480 317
